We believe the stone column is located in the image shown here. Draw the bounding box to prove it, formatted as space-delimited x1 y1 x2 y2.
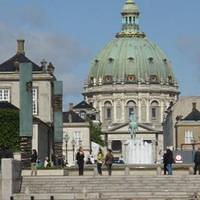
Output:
146 100 150 123
113 99 117 123
138 98 141 123
99 100 103 123
121 96 125 123
160 100 164 122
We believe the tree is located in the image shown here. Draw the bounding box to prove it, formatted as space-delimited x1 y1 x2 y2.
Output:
89 121 104 146
0 109 20 152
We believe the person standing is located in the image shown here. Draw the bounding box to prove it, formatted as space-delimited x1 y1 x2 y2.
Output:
97 148 104 175
165 148 174 175
163 150 168 175
194 148 200 175
105 149 114 176
31 149 38 176
76 147 85 175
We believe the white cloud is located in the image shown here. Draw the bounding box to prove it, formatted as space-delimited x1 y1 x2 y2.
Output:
0 23 91 104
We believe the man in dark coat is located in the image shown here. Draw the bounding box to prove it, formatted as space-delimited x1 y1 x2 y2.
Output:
194 148 200 175
165 148 174 175
163 150 168 175
76 147 85 175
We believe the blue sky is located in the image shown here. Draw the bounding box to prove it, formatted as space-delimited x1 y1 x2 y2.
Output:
0 0 199 110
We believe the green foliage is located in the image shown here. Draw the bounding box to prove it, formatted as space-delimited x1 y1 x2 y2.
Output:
89 121 104 146
0 109 20 152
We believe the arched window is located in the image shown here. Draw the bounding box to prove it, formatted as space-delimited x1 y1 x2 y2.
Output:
111 140 122 153
151 101 160 122
126 101 137 121
104 101 112 120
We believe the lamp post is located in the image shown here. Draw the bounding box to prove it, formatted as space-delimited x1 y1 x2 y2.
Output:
79 138 82 146
64 133 69 163
71 139 76 161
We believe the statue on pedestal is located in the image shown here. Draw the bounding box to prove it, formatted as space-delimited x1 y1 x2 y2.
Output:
128 112 138 139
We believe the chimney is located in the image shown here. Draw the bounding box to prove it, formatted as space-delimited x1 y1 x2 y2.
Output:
69 103 73 111
17 39 25 55
68 113 72 123
192 102 197 111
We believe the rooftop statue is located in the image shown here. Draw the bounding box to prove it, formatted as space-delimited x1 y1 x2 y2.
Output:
128 112 138 139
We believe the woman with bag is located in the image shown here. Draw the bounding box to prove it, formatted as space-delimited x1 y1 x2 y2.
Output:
105 149 114 176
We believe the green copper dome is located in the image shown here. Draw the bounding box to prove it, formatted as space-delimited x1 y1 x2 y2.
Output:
87 0 178 87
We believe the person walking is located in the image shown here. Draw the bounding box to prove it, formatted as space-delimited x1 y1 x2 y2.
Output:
165 148 174 175
194 148 200 175
76 147 85 175
97 148 104 175
105 149 114 176
31 149 38 176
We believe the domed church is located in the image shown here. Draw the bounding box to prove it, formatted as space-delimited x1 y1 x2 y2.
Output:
83 0 179 161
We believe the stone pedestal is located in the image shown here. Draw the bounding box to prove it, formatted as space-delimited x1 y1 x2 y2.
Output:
54 142 63 159
20 137 32 168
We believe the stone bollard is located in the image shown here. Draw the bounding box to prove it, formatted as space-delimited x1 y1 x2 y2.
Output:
2 159 22 200
124 166 130 176
156 164 162 175
189 166 194 175
63 168 69 176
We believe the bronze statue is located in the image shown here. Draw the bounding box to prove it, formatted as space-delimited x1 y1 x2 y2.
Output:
128 112 138 139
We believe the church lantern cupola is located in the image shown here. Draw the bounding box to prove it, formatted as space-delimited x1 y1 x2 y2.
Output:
117 0 145 38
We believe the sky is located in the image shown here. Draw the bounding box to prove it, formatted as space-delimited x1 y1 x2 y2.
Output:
0 0 199 110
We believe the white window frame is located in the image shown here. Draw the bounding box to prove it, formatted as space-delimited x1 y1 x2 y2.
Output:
32 88 38 115
74 131 82 146
0 88 10 102
185 130 193 144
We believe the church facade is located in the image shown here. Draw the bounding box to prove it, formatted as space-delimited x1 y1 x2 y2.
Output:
83 0 180 162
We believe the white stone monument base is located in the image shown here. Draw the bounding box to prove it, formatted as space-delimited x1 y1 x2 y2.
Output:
125 138 153 164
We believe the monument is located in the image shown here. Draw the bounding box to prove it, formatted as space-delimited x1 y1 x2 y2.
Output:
19 62 33 166
125 112 154 164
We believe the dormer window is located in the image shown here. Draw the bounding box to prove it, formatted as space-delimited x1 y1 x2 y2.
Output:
148 57 153 63
108 58 114 63
90 77 94 84
128 57 134 62
94 59 99 64
163 58 167 64
150 75 158 83
104 75 112 83
168 75 173 85
127 75 136 82
168 76 172 81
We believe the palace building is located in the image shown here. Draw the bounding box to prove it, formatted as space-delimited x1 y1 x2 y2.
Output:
0 39 58 161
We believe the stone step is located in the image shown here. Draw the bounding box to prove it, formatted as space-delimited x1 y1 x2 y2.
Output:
12 192 196 200
16 175 200 200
